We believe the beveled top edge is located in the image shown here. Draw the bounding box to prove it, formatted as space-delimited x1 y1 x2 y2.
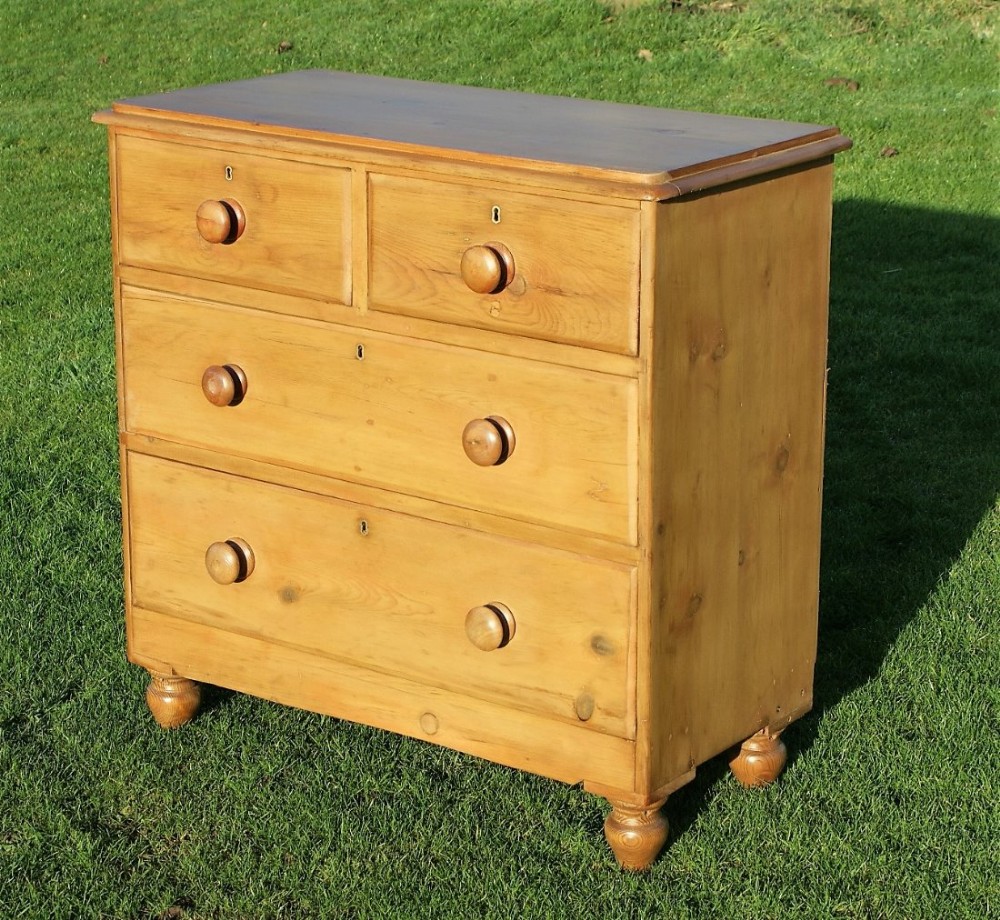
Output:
98 70 850 190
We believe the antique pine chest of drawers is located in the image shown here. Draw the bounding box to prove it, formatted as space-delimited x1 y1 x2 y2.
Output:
94 70 850 869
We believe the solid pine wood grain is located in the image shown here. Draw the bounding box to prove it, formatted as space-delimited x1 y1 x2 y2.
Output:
98 72 849 868
631 199 663 792
640 163 833 794
129 605 637 790
105 127 140 666
120 288 638 544
127 452 634 735
369 173 640 354
115 133 352 304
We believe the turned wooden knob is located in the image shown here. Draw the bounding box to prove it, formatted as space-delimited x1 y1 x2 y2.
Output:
460 242 515 294
465 603 515 651
201 364 247 407
205 538 255 585
196 198 246 244
462 415 515 466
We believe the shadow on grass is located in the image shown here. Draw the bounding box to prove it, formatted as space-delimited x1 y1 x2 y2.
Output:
196 683 237 718
668 198 999 839
816 198 997 714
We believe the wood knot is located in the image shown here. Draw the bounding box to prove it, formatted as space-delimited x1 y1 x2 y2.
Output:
590 634 615 657
574 693 595 722
686 594 703 618
776 445 790 473
507 275 527 297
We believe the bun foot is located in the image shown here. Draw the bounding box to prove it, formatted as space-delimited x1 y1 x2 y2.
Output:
729 729 787 787
145 671 201 729
603 797 669 871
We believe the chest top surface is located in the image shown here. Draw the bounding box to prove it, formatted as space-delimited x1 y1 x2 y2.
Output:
98 69 850 193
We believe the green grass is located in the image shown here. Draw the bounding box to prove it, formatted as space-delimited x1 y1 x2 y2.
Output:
1 0 997 917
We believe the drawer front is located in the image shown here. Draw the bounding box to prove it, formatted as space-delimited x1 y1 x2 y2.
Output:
115 134 351 304
129 607 636 788
121 288 637 544
369 174 639 354
128 453 633 736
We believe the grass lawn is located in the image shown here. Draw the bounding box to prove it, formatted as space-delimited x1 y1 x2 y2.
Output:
1 1 997 917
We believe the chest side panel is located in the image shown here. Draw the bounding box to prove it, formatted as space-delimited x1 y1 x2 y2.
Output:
641 163 834 791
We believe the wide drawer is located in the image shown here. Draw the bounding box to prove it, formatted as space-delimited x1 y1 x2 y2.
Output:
127 453 634 736
121 287 637 544
369 174 639 354
115 134 351 305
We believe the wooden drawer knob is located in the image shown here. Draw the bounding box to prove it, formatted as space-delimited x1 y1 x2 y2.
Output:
196 198 246 244
465 603 516 651
460 242 515 294
205 538 255 585
462 415 515 466
201 364 247 407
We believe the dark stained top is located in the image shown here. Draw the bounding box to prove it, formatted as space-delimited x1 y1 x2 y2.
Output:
106 70 849 186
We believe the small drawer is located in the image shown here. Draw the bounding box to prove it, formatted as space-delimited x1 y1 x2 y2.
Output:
115 134 351 304
121 288 637 544
369 174 639 354
128 453 633 736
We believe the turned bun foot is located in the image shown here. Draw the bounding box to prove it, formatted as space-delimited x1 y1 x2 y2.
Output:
729 729 787 787
603 797 669 871
145 671 201 729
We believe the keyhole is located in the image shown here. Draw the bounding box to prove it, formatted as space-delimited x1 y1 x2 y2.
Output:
491 205 501 224
358 519 370 536
225 166 233 181
356 343 365 360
